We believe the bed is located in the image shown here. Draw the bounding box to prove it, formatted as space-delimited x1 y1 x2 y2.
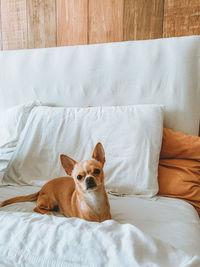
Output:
0 36 200 266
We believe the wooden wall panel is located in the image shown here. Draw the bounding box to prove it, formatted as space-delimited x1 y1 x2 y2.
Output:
123 0 164 40
89 0 124 44
1 0 27 50
27 0 56 49
163 0 200 37
57 0 88 46
0 0 199 50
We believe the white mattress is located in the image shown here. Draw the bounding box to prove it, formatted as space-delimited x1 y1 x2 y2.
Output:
0 185 200 257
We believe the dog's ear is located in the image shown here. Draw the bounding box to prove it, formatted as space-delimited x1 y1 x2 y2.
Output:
60 154 77 176
92 142 105 165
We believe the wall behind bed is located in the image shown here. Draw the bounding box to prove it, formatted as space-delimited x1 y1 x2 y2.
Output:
0 0 200 50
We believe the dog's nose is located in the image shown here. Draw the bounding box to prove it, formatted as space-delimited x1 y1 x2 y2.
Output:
86 177 96 188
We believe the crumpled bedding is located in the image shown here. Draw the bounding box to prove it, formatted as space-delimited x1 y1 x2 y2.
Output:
0 210 199 267
0 186 200 267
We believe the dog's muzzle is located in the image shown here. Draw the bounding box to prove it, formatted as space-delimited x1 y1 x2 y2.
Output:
86 176 97 190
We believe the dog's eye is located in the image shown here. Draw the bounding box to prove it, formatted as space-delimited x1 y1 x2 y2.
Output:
77 175 82 180
93 169 100 175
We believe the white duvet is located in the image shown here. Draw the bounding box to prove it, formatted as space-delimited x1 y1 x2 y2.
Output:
0 187 200 267
0 210 199 267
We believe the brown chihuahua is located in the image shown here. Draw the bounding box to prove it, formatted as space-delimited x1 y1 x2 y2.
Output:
0 143 111 222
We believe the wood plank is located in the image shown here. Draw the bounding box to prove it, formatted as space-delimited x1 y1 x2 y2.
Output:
163 0 200 37
57 0 88 46
89 0 124 44
123 0 164 41
27 0 56 49
44 0 57 47
1 0 27 50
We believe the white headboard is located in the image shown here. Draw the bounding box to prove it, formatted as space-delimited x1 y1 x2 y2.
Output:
0 36 200 135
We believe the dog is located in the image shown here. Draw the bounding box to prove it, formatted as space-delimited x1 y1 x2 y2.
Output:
0 142 111 222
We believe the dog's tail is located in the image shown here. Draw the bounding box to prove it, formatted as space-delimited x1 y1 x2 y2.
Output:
0 191 40 207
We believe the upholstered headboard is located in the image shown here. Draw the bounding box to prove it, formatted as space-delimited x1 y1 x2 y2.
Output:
0 36 200 135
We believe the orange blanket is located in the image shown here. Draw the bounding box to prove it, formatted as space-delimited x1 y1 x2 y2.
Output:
158 128 200 216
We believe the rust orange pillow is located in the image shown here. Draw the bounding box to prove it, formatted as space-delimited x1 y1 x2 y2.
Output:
158 128 200 216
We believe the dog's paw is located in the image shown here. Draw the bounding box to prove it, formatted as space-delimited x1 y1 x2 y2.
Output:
34 207 52 215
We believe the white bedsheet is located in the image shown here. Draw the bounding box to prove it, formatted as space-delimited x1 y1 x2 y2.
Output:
110 194 200 256
0 185 200 267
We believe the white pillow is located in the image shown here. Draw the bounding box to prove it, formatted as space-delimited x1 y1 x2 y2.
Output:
0 102 41 183
4 105 164 196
